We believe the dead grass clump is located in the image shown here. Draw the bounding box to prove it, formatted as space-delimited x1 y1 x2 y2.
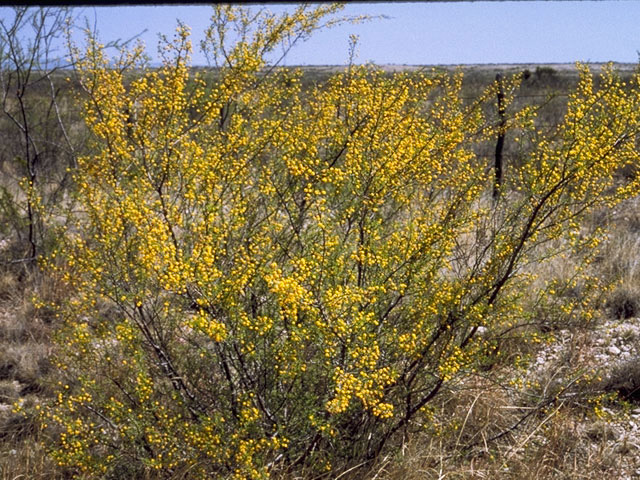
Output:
0 269 18 304
0 435 63 480
598 356 640 401
593 197 640 286
369 405 632 480
492 408 630 479
0 381 20 404
606 287 640 320
0 410 36 443
437 376 518 450
0 265 62 477
0 343 50 382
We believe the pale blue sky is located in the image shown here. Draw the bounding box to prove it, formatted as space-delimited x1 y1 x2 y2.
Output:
5 2 640 66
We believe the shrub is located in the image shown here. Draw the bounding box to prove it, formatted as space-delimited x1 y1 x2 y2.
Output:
607 287 640 320
535 66 557 78
42 5 640 478
599 356 640 401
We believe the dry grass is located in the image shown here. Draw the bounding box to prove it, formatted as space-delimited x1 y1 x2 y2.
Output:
0 436 61 480
366 399 634 480
0 257 58 479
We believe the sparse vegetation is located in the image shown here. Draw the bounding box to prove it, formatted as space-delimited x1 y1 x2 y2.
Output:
535 65 557 78
2 4 640 480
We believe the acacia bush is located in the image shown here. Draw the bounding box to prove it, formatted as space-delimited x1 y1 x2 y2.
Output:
40 5 640 478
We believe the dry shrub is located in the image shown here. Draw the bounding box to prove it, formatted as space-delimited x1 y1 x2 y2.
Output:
606 287 640 320
599 356 640 401
594 196 640 318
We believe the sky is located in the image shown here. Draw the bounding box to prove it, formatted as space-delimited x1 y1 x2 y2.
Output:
4 2 640 66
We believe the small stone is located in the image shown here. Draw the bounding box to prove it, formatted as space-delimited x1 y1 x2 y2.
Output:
608 346 622 355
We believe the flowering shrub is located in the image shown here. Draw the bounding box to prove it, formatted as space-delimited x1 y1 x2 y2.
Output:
43 5 640 478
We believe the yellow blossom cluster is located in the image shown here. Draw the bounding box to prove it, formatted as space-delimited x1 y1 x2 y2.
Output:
42 6 640 478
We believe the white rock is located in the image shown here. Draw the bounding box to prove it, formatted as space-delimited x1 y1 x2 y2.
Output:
608 346 622 355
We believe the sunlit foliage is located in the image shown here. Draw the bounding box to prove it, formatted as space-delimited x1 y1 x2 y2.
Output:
42 5 640 478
